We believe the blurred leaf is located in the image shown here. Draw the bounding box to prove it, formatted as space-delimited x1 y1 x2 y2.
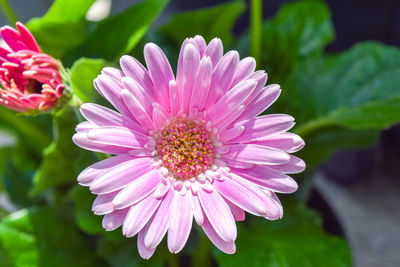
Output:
297 127 379 168
82 0 169 61
27 0 96 58
97 235 164 267
252 0 334 82
287 42 400 133
70 57 105 103
214 201 351 267
0 206 102 267
160 0 245 46
32 105 91 194
72 186 103 235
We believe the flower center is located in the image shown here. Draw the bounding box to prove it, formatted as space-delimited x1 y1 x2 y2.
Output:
156 120 215 180
24 79 43 94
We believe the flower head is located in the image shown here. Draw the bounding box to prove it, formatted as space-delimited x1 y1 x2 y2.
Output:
0 22 64 112
73 36 305 259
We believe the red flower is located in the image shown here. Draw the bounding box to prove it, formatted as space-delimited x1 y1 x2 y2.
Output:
0 22 64 112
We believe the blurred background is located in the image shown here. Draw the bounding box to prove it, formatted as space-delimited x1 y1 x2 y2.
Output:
0 0 399 266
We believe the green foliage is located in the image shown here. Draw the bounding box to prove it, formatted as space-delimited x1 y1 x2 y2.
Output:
160 0 245 46
214 201 351 267
72 186 103 235
83 0 169 61
32 105 93 194
70 57 105 103
0 207 102 267
27 0 96 59
261 0 334 82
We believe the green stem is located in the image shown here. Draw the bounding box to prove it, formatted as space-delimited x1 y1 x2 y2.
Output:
192 231 211 267
294 118 334 137
250 0 262 62
0 0 18 25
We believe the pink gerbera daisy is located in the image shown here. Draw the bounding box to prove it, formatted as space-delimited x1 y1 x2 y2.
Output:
0 22 64 112
73 35 305 259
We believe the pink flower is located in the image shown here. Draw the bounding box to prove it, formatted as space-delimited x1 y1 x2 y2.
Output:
0 22 64 112
73 36 305 259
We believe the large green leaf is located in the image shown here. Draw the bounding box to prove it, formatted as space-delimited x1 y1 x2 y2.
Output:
0 206 102 267
72 186 103 235
286 42 400 134
258 0 334 82
70 57 105 103
275 42 400 167
214 201 351 266
160 0 245 46
32 105 93 194
82 0 169 61
27 0 96 59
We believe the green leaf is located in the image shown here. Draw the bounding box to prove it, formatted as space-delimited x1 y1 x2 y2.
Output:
214 201 351 267
96 235 164 267
258 0 334 82
32 105 92 194
0 206 102 267
27 0 96 58
70 57 105 103
72 186 103 235
83 0 169 61
160 0 245 47
288 42 400 134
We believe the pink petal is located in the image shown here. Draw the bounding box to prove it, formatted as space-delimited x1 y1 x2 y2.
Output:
77 155 133 186
90 157 152 194
189 56 213 111
214 178 267 216
101 67 125 83
213 104 245 130
198 188 236 242
268 155 306 174
231 165 298 193
190 194 205 225
94 75 130 116
169 80 179 116
144 188 174 249
242 71 268 106
231 57 256 87
237 84 281 122
86 126 148 148
249 132 304 153
92 191 118 215
144 43 174 110
16 22 40 52
230 114 295 143
219 126 245 142
225 200 245 221
122 77 154 115
178 43 200 113
120 55 155 97
194 35 207 57
205 51 239 107
201 217 236 254
121 89 154 130
112 169 161 209
225 144 290 165
102 208 129 231
232 175 282 220
123 193 162 237
137 229 155 259
80 103 141 130
207 79 256 123
168 191 193 253
204 38 223 67
73 132 133 154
